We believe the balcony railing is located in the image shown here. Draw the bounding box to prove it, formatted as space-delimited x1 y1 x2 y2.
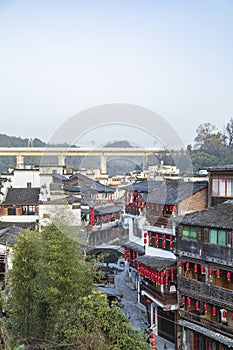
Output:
125 206 140 216
176 239 233 264
179 276 233 309
180 309 233 337
141 282 177 306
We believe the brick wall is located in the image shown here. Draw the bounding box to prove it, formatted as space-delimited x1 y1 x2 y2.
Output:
178 188 208 216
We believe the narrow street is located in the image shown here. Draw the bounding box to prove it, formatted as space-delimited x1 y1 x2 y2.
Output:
114 266 175 350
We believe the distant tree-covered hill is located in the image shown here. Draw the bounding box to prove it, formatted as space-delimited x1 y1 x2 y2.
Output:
104 140 134 148
0 134 46 148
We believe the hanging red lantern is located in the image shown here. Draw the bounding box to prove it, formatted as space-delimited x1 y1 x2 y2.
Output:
170 235 173 250
195 301 199 310
212 306 216 316
150 333 156 339
151 341 156 347
216 269 220 279
155 234 159 247
194 264 198 273
171 267 174 281
209 269 213 277
179 261 183 268
227 272 231 281
187 298 191 307
163 234 166 248
165 271 169 285
223 310 227 318
182 296 186 304
144 232 147 245
157 272 161 285
186 262 190 271
201 265 205 274
161 272 164 285
204 304 208 313
149 232 152 245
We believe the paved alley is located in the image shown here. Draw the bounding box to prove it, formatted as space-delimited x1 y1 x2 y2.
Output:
114 267 175 350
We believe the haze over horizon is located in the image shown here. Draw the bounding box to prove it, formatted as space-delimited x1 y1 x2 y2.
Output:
0 0 233 147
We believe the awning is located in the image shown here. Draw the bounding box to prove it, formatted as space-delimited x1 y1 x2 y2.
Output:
179 320 233 347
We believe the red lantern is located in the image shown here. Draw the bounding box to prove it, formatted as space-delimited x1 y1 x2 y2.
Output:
227 272 231 281
150 333 156 339
161 272 164 285
212 306 216 316
194 264 198 273
204 304 208 313
163 234 166 248
151 341 156 346
209 269 213 277
182 296 186 304
179 261 183 268
155 234 159 247
216 269 220 279
201 266 205 274
187 298 191 307
186 262 190 271
223 310 227 318
171 267 174 281
149 232 152 245
157 272 161 285
165 271 169 285
144 232 147 245
195 301 199 310
170 235 173 250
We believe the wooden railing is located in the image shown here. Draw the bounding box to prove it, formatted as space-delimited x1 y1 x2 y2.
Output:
141 283 177 306
179 276 233 309
180 309 233 337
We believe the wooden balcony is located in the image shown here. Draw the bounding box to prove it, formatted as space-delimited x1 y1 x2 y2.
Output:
176 239 233 264
125 206 140 216
180 309 233 337
146 214 173 229
141 282 177 306
178 276 233 310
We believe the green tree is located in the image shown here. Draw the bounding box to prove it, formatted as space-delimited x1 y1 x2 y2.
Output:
224 118 233 148
8 226 148 349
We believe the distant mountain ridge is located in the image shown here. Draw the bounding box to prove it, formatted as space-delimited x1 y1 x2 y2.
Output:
0 134 46 147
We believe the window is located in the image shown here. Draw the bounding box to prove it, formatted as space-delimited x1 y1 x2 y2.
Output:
211 178 233 197
27 182 32 188
209 229 226 246
212 179 219 195
209 229 217 244
182 226 197 240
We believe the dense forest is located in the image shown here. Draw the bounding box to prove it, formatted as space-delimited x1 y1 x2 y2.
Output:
1 119 233 174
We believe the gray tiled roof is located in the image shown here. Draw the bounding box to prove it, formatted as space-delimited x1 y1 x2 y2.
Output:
124 241 145 254
0 225 25 245
64 173 115 193
145 180 208 205
3 188 40 205
136 255 176 271
121 180 163 193
95 205 122 215
175 200 233 229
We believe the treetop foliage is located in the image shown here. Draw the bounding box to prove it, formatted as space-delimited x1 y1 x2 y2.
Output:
7 225 149 350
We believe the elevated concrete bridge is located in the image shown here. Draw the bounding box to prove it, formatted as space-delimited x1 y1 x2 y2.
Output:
0 147 171 173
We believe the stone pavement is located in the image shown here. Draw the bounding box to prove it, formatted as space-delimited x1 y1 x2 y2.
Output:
114 267 175 350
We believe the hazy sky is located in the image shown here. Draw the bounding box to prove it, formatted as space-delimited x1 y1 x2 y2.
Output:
0 0 233 147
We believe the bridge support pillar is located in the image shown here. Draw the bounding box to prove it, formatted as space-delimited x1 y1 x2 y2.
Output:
16 154 24 169
143 154 148 170
100 154 107 174
58 155 65 167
